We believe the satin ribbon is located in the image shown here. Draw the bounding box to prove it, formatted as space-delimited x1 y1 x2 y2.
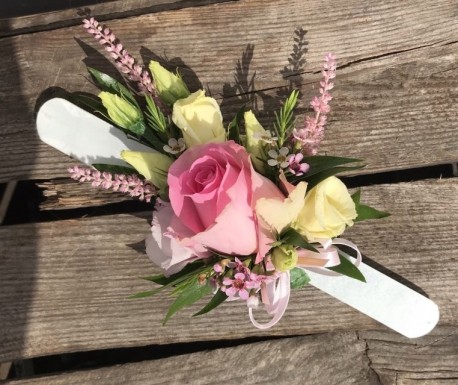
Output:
248 271 290 330
248 238 362 329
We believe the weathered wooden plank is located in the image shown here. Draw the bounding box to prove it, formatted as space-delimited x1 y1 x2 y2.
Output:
4 328 456 384
37 179 133 210
361 327 458 385
2 333 372 385
0 179 456 361
0 0 236 38
1 0 457 182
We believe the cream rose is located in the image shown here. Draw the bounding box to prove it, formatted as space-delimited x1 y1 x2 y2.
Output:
294 176 356 241
172 90 226 147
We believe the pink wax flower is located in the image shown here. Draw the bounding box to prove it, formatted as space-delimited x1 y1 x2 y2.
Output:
146 141 284 273
288 153 310 176
221 271 262 300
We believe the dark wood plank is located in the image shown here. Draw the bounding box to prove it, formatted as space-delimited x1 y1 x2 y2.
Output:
0 0 457 182
3 328 456 384
361 327 458 385
0 0 236 37
0 179 456 361
37 179 133 210
2 333 372 385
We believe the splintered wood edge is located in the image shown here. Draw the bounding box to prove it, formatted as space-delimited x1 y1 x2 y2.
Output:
0 179 456 361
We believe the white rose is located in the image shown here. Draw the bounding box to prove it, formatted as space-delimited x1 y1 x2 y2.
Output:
294 177 357 241
172 90 226 147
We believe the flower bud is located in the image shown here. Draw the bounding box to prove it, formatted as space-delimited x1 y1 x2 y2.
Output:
99 92 142 130
271 245 298 272
149 61 190 105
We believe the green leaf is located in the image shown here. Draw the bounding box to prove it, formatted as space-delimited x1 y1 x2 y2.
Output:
128 289 161 299
290 268 311 289
91 163 137 175
163 282 212 324
227 105 245 144
142 261 206 286
327 252 366 282
355 203 390 222
351 189 361 205
304 165 365 191
127 120 146 136
141 129 168 153
88 67 138 107
352 190 390 222
71 92 106 114
193 290 227 317
301 156 362 178
281 228 318 253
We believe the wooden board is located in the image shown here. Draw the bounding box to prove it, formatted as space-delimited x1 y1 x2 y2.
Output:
2 333 372 385
362 327 458 385
3 328 456 384
37 179 133 210
1 179 456 362
0 0 236 37
1 0 457 182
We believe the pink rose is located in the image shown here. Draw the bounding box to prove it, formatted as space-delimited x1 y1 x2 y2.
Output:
146 141 283 273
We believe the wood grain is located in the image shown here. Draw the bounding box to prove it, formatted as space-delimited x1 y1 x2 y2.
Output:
0 0 236 38
37 179 134 210
3 328 456 384
361 327 458 385
0 0 457 182
0 179 456 361
2 333 372 385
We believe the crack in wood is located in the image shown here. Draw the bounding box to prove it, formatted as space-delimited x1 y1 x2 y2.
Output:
357 331 384 385
336 40 453 71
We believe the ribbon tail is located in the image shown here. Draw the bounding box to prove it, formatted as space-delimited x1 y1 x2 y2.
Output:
248 272 290 330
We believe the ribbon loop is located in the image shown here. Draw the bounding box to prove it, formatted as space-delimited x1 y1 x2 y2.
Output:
249 238 363 329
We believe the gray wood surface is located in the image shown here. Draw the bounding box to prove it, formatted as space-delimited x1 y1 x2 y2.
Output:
0 0 457 182
1 0 457 382
37 179 133 210
2 333 372 385
3 328 456 385
362 327 458 385
0 0 236 37
1 179 456 362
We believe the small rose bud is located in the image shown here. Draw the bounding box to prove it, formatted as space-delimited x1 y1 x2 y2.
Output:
271 245 298 272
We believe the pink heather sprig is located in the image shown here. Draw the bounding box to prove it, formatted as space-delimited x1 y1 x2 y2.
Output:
82 18 165 109
68 165 157 203
293 53 337 155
